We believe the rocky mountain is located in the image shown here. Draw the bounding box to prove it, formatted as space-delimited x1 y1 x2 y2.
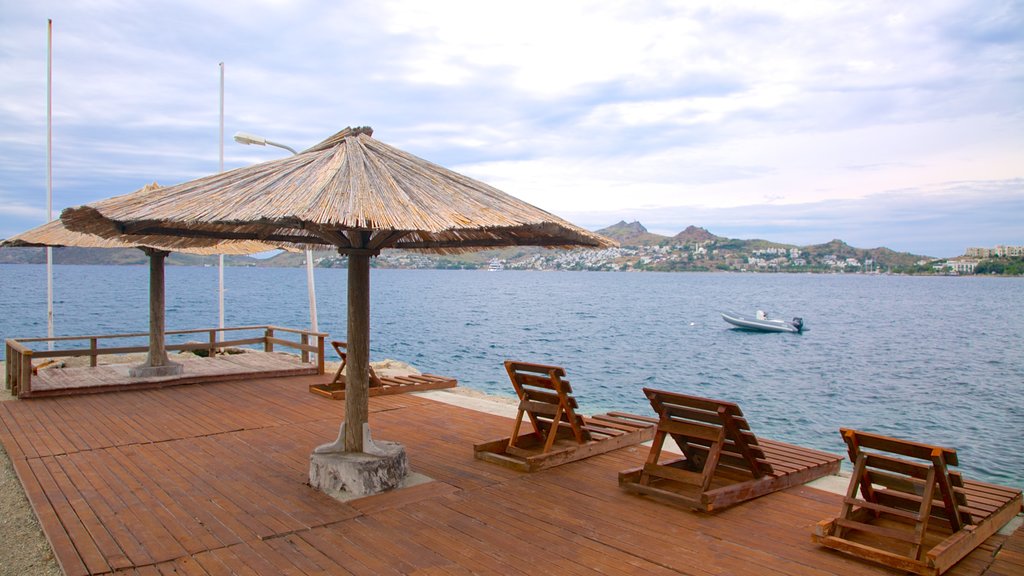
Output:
596 221 723 246
595 221 667 246
673 225 721 244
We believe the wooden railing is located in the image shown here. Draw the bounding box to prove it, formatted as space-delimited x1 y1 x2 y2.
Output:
5 325 326 397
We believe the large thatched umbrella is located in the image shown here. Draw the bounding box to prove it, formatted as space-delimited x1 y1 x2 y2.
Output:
62 126 614 455
3 213 280 376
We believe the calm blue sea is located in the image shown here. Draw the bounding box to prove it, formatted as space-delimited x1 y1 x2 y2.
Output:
2 264 1022 488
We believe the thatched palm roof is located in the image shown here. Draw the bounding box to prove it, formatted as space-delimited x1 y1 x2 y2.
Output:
61 127 614 254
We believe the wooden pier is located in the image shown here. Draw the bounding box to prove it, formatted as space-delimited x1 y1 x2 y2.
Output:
0 374 1019 575
5 325 325 397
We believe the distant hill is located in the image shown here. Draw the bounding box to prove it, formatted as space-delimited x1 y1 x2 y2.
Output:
0 246 258 267
801 239 925 268
256 249 335 268
673 225 722 244
595 221 668 246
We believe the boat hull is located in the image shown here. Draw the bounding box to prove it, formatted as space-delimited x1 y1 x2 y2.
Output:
721 311 801 333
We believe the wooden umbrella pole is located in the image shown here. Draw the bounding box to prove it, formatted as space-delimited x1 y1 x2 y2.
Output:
144 248 171 367
343 251 371 452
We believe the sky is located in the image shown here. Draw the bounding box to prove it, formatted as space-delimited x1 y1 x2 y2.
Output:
1 1 1021 258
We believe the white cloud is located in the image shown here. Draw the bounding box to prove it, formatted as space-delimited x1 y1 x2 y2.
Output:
0 0 1020 256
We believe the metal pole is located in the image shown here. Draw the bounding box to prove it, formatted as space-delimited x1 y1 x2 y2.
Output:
307 249 318 332
231 132 318 335
218 63 225 338
46 19 54 351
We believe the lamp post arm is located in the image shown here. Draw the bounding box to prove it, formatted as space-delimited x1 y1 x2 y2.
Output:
265 140 298 155
233 131 298 155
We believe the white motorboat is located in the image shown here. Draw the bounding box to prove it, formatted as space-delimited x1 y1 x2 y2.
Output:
721 310 804 333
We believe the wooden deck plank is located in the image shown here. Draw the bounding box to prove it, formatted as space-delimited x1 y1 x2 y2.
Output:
376 506 512 576
422 485 683 575
39 455 136 575
29 456 110 575
146 436 262 545
480 476 728 573
30 398 93 455
72 393 147 448
50 395 126 451
207 545 264 576
191 548 236 576
2 373 1019 576
87 447 190 565
275 530 376 575
350 512 459 574
124 442 247 550
204 432 358 529
113 444 222 555
4 401 53 458
154 437 290 542
0 403 27 459
179 434 289 523
228 538 321 576
384 498 551 575
120 388 231 440
58 450 153 568
12 456 90 576
296 526 401 576
63 395 126 451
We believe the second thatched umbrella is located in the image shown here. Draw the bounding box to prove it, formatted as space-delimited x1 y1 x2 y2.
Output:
62 126 614 460
3 211 281 377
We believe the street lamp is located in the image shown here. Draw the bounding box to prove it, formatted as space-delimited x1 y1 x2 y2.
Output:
233 131 299 155
234 131 319 334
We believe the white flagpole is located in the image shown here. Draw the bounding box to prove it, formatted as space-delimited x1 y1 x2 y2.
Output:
218 62 225 340
46 19 54 351
307 249 318 332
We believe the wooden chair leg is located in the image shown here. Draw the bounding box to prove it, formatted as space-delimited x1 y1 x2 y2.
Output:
909 466 937 561
930 451 964 532
640 429 667 486
837 452 870 539
542 406 565 453
699 428 727 492
508 408 527 450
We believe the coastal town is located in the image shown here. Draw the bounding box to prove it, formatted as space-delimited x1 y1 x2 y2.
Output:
341 222 1024 276
3 220 1021 276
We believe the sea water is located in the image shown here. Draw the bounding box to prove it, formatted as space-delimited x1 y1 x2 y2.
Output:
1 264 1021 488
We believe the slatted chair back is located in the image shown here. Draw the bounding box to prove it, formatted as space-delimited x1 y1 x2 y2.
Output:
505 360 591 453
641 388 773 492
837 428 972 561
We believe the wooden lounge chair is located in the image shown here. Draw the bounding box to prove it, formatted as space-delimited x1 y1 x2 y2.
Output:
812 428 1023 576
473 361 658 472
308 341 457 399
618 388 843 511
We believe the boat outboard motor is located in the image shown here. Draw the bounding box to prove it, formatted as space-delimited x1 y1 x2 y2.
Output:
792 317 804 332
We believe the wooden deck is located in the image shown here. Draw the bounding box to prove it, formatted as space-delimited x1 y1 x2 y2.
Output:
0 374 1019 576
22 351 319 397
